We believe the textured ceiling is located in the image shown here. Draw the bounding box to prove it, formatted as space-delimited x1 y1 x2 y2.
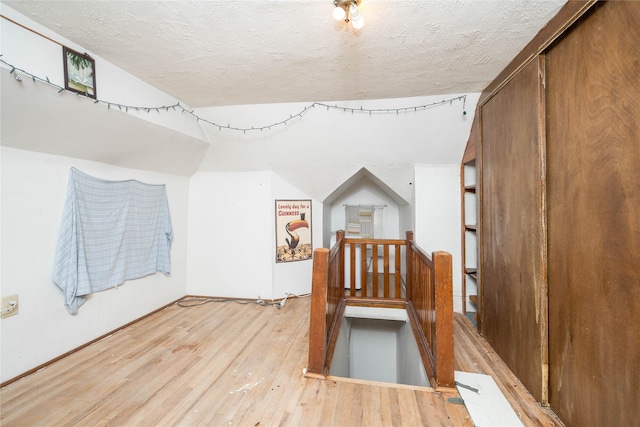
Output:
3 0 566 108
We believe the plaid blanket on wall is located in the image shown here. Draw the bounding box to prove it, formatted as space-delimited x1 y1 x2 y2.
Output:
53 168 173 314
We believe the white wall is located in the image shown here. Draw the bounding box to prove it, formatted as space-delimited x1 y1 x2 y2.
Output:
397 317 429 387
187 171 273 300
191 96 479 308
329 177 401 240
329 307 428 387
187 171 321 300
0 147 189 383
350 318 400 384
328 315 350 378
186 147 468 310
271 172 322 298
414 164 464 312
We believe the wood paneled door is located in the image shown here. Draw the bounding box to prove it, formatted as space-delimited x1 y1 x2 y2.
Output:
545 2 640 426
480 56 548 403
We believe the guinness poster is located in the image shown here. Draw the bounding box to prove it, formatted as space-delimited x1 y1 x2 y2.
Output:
275 200 312 263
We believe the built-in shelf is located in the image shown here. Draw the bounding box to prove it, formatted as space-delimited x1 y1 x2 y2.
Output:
465 268 477 280
462 158 478 321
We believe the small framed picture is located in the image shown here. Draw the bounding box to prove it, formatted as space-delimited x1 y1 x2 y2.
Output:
63 46 96 98
276 199 312 263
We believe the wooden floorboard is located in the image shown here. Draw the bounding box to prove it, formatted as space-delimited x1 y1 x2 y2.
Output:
453 313 565 426
1 298 561 426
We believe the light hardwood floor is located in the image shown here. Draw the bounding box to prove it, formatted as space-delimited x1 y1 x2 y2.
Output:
0 297 563 426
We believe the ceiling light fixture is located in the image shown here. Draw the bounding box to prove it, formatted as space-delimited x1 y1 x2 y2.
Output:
333 0 364 29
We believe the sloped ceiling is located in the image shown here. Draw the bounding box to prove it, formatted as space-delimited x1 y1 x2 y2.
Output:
1 0 567 186
2 0 566 108
0 70 210 176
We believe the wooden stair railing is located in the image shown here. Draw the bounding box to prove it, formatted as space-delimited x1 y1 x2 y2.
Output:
307 230 454 388
307 231 346 376
405 231 455 387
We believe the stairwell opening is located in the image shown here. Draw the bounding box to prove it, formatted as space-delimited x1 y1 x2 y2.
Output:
328 306 429 387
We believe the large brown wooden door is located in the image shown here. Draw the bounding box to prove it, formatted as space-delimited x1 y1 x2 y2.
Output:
545 2 640 426
480 57 548 403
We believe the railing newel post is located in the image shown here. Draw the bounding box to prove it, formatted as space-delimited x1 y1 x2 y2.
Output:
433 250 455 387
308 248 329 375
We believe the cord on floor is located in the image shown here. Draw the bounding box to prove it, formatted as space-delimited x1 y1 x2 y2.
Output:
177 292 312 309
177 297 282 309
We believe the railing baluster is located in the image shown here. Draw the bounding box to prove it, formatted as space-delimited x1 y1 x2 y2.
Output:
383 244 390 298
349 241 356 296
361 243 368 297
372 244 378 297
394 244 401 298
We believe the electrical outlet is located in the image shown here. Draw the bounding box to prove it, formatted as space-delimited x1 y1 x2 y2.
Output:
1 294 19 319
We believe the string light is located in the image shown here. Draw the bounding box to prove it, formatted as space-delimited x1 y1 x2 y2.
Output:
1 57 468 134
